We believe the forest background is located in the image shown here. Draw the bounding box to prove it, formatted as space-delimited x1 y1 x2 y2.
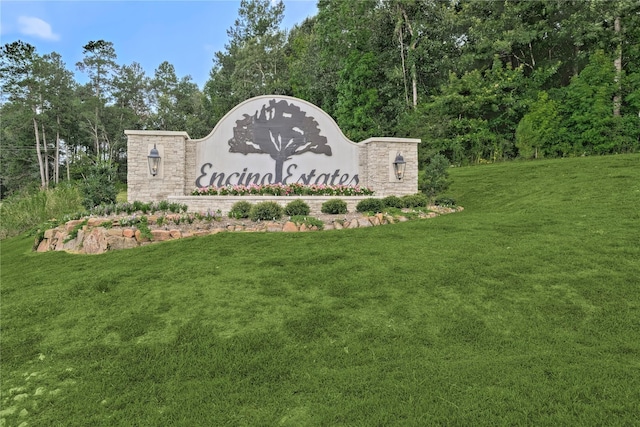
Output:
1 0 639 198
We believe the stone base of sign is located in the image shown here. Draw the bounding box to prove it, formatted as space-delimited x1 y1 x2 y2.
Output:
34 206 463 255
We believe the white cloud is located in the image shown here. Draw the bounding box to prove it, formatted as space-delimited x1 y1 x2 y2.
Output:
18 16 60 41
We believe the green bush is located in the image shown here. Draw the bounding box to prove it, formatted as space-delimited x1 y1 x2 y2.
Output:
229 201 253 219
249 201 283 221
419 154 451 200
402 193 429 208
321 199 348 215
81 161 118 209
382 195 404 209
356 198 385 213
284 199 311 216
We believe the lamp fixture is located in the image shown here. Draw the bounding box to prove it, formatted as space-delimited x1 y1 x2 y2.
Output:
392 152 406 181
148 144 161 176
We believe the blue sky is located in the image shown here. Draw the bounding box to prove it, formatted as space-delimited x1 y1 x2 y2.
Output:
0 0 318 89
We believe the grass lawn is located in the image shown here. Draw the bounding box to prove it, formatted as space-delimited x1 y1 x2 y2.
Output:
1 154 639 425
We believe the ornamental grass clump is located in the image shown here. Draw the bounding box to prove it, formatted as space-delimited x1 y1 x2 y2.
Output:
249 201 283 221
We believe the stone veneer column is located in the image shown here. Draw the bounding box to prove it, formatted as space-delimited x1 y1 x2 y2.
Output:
359 137 420 197
125 130 190 203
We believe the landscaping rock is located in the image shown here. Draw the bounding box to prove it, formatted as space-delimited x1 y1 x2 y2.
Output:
83 227 109 254
282 221 298 232
34 205 460 254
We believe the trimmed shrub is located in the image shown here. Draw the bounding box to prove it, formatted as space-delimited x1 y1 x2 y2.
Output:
321 199 348 215
249 201 283 221
382 195 404 209
402 193 429 208
229 201 253 219
284 199 310 216
356 198 385 213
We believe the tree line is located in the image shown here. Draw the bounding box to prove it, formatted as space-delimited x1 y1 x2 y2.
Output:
2 0 639 197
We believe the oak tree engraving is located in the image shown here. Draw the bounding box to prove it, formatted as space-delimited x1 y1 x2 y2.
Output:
228 99 332 183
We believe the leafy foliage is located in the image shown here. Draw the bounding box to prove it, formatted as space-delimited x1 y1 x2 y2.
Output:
382 195 404 209
355 198 385 213
229 201 253 219
401 193 429 208
80 161 117 209
284 199 310 216
321 199 347 215
419 154 451 199
249 201 283 221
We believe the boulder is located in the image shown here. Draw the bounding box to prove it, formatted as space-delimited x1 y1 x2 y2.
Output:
282 221 298 232
151 230 172 241
107 236 138 251
83 227 109 254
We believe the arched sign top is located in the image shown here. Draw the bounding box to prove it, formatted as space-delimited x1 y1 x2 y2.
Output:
193 95 362 187
192 95 358 147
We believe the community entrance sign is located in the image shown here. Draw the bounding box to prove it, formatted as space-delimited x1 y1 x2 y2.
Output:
195 96 360 188
125 95 420 209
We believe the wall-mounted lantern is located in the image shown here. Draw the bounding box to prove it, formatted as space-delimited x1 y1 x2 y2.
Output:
393 152 406 181
148 144 161 176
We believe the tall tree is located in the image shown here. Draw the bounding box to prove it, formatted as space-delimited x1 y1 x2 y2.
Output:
76 40 118 160
0 41 47 187
205 0 288 124
40 52 76 184
149 62 208 137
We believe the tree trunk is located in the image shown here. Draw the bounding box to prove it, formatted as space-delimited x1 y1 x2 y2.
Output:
33 116 46 188
411 64 418 109
55 116 61 184
398 24 409 106
94 107 101 159
400 4 418 109
42 123 49 188
613 15 622 117
66 143 71 181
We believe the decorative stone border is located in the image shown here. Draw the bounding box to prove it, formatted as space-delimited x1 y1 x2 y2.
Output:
34 206 462 255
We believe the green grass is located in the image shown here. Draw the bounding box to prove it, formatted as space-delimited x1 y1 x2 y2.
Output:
1 154 639 425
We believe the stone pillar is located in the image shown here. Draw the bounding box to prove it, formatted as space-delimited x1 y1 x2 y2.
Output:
125 130 190 203
359 137 420 197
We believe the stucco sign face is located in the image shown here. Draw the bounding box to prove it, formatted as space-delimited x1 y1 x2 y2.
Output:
195 96 360 187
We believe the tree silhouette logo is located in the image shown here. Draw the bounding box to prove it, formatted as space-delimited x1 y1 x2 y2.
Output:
228 99 332 183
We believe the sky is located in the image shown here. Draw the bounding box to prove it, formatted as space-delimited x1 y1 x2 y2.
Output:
0 0 318 89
